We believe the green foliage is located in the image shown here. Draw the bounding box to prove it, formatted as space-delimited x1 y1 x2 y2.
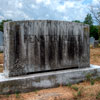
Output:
15 92 20 98
72 20 81 23
90 79 95 85
73 88 83 100
67 83 72 87
0 51 3 53
96 91 100 99
0 19 12 32
86 73 95 85
86 73 92 81
34 89 38 94
77 90 82 97
5 94 10 98
84 13 93 26
72 86 79 91
95 77 100 81
90 25 99 40
84 13 100 40
97 26 100 41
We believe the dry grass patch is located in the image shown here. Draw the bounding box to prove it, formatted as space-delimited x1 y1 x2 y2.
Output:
90 48 100 66
1 80 100 100
0 53 3 64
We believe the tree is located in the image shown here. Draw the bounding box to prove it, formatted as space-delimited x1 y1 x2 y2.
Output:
97 25 100 40
90 25 99 40
72 20 81 23
90 0 100 25
84 13 93 26
84 14 99 40
0 19 12 32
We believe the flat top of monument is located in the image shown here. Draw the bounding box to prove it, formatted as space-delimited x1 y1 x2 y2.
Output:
4 20 89 26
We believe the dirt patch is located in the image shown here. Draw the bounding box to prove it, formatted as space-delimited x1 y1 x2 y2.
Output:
0 53 3 72
1 81 100 100
0 53 3 64
90 48 100 65
0 65 3 72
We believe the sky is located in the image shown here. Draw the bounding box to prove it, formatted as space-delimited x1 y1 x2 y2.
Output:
0 0 99 22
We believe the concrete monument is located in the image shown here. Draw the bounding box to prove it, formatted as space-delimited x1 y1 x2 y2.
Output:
0 31 3 52
90 37 95 47
4 20 90 77
0 20 100 95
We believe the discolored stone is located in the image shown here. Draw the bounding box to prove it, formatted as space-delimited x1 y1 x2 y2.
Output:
0 66 100 95
4 20 90 77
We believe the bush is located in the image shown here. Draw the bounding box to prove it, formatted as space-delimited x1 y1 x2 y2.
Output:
72 86 79 91
96 91 100 99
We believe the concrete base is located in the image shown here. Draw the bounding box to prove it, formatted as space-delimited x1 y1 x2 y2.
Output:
0 65 100 94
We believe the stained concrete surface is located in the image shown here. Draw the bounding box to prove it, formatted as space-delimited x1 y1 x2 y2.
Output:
0 65 100 94
4 20 90 77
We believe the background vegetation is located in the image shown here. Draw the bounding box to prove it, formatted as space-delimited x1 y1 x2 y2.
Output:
73 13 100 40
1 13 99 40
0 19 12 32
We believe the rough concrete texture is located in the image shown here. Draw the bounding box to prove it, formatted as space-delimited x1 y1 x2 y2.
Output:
0 31 3 46
0 46 3 52
0 66 100 94
4 20 90 77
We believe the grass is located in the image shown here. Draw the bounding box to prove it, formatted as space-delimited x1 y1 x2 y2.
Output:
86 73 92 81
90 48 100 65
85 73 95 85
34 89 38 94
67 83 72 87
0 53 3 73
77 89 82 97
15 92 20 98
72 87 83 100
0 73 100 100
90 79 95 85
96 91 100 99
71 86 79 91
0 65 3 72
0 53 3 64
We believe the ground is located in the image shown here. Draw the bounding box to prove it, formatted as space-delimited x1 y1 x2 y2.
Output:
0 53 3 72
1 80 100 100
0 48 100 100
90 48 100 66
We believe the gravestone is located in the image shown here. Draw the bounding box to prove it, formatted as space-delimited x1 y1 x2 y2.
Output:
0 31 3 52
90 37 95 47
0 31 3 46
2 20 100 95
94 40 99 47
4 20 90 77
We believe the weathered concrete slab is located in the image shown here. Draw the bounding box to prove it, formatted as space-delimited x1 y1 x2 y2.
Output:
4 20 90 77
0 46 4 52
90 37 95 46
0 66 100 94
0 31 3 46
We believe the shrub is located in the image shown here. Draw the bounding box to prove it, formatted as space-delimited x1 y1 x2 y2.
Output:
86 73 92 81
67 83 72 87
96 91 100 99
72 86 79 91
77 90 82 97
90 79 95 85
16 92 20 98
